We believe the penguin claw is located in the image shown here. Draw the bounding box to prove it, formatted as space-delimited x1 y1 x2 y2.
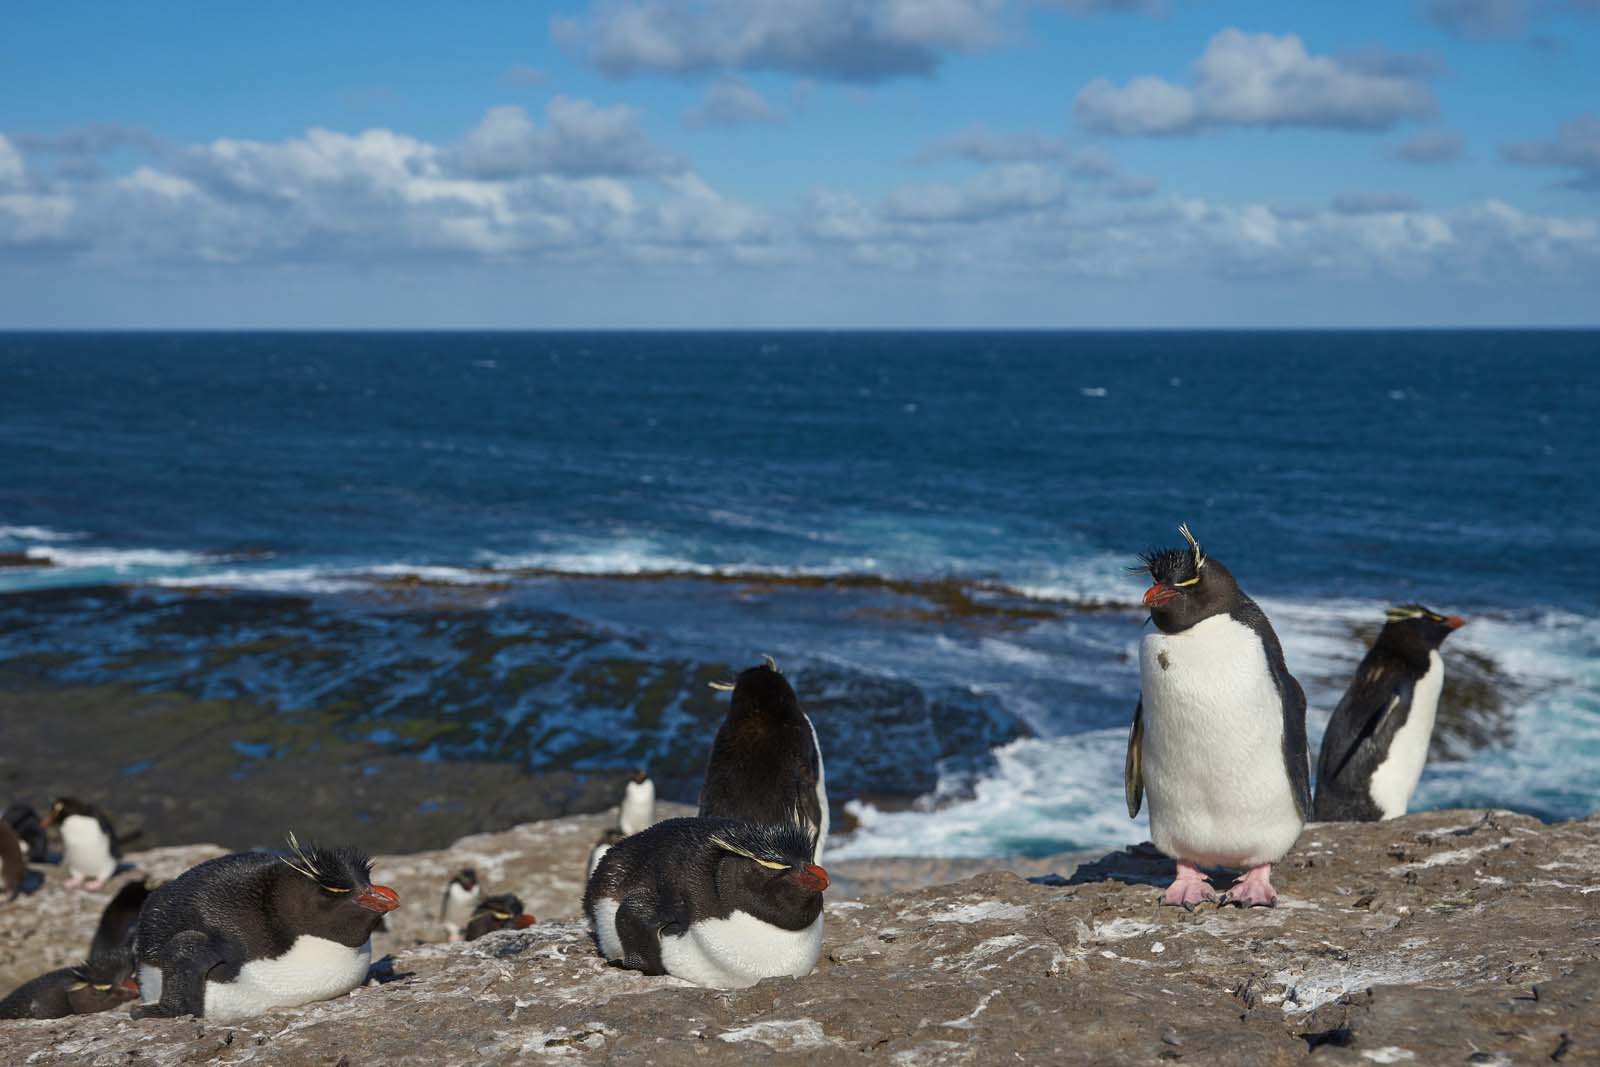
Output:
1221 865 1279 908
1160 862 1219 908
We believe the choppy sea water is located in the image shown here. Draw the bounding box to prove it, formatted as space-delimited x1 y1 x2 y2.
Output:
1 330 1596 856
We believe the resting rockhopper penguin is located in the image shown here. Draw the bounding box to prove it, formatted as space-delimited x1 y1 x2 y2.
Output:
42 797 122 890
1313 605 1466 822
0 958 140 1020
584 817 828 990
700 657 829 862
464 893 536 941
439 867 480 942
132 834 399 1022
1125 525 1311 908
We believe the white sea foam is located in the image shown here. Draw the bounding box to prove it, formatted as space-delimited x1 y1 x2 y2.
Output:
27 546 213 570
0 524 87 542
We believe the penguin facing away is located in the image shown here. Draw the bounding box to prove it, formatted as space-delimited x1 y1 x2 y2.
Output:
463 893 536 941
0 959 140 1020
587 828 626 880
1 821 24 903
619 769 655 836
132 834 399 1022
42 797 121 889
584 816 827 990
700 657 829 862
439 868 480 942
1125 524 1310 908
91 878 155 966
1313 605 1466 822
3 803 49 862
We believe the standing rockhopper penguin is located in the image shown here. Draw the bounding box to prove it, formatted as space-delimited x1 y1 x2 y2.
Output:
42 797 122 890
132 834 399 1023
1314 605 1466 822
700 657 829 862
1125 525 1311 908
619 769 655 836
439 868 480 942
584 817 827 990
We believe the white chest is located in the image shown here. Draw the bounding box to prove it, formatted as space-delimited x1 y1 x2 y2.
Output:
60 815 116 880
658 910 824 990
140 936 372 1024
441 882 479 928
590 898 623 960
1368 651 1444 819
1139 614 1304 867
619 780 656 836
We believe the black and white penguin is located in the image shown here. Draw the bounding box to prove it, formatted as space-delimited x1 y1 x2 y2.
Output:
700 657 829 861
131 834 399 1022
587 827 626 879
1125 524 1310 908
619 769 655 836
41 797 121 889
90 878 154 965
3 802 49 862
1313 605 1467 822
439 867 480 942
1 821 24 902
584 816 827 990
463 893 535 941
0 960 140 1020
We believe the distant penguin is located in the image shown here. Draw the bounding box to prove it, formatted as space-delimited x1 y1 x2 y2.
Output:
584 816 827 990
463 893 535 941
1313 605 1467 822
3 803 49 862
587 828 626 880
1 821 24 902
1125 525 1310 908
42 797 121 889
700 657 829 861
132 833 399 1022
90 878 154 965
0 960 140 1020
439 868 480 943
619 769 655 836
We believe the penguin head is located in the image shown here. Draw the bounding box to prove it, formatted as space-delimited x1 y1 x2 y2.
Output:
1380 604 1466 652
716 656 801 719
65 956 139 1014
41 796 97 828
1134 524 1241 634
630 768 649 785
708 821 829 912
597 827 627 847
274 834 400 946
449 867 479 893
466 893 535 938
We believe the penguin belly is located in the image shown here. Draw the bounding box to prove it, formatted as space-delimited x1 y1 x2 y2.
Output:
658 911 824 990
805 713 830 863
1367 651 1444 820
139 937 372 1023
590 898 624 961
60 815 117 881
586 843 611 880
441 883 477 935
619 781 655 836
1140 616 1303 868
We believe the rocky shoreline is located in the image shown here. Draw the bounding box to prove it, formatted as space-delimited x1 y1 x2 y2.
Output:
2 806 1596 1065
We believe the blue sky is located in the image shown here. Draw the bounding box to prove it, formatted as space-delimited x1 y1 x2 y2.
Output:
3 1 1599 327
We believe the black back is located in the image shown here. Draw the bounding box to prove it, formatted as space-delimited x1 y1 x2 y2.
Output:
464 893 530 940
136 844 386 968
1313 607 1462 821
47 797 122 859
697 662 824 852
0 821 23 901
3 803 49 860
0 965 137 1020
90 879 153 965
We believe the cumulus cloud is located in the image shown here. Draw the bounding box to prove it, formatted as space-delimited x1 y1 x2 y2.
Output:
1332 191 1423 214
1502 113 1600 190
451 97 680 178
1387 128 1465 164
1074 29 1437 136
552 0 1006 82
883 164 1063 222
684 79 784 128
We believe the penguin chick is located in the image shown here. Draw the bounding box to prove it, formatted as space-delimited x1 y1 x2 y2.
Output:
463 893 535 941
587 828 627 880
699 658 829 861
619 769 655 836
1 821 23 903
41 797 121 890
584 816 827 990
3 803 49 862
1314 605 1466 822
132 834 399 1023
1125 524 1310 909
0 957 139 1020
439 868 480 942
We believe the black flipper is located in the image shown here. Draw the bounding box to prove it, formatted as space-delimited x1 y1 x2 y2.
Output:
131 930 237 1020
612 899 666 977
1326 676 1416 783
1125 699 1144 819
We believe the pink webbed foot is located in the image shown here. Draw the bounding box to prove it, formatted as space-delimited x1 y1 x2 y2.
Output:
448 931 464 943
1221 864 1278 908
62 874 84 889
84 878 107 892
1161 860 1218 909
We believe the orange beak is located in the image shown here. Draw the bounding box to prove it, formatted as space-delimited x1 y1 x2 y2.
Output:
514 914 536 929
1143 583 1176 608
1446 616 1466 629
357 884 401 913
794 863 829 893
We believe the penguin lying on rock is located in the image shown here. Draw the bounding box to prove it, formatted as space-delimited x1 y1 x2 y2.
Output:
132 834 399 1022
1314 605 1466 822
701 657 829 862
439 868 480 942
42 798 122 890
584 817 827 990
464 893 536 940
0 957 140 1020
1125 524 1310 908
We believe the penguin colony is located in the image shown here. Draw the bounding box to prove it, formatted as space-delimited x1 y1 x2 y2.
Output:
0 523 1471 1022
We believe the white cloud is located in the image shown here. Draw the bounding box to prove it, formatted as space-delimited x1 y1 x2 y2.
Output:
1074 29 1437 136
684 79 784 128
1332 191 1423 215
1502 113 1600 190
452 97 679 178
884 163 1064 222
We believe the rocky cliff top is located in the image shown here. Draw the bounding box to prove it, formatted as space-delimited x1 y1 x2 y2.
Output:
2 807 1597 1066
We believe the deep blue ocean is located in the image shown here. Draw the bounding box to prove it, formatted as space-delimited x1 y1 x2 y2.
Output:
2 331 1597 856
